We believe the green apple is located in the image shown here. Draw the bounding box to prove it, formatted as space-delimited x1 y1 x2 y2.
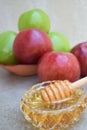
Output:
18 8 50 33
0 31 18 65
48 32 70 52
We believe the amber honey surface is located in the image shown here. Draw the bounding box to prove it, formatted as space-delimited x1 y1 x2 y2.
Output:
20 83 87 130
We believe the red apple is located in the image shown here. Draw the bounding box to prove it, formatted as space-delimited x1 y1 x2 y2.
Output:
38 52 80 82
71 42 87 76
13 29 52 64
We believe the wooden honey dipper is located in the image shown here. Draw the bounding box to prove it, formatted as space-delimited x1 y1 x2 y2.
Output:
41 77 87 102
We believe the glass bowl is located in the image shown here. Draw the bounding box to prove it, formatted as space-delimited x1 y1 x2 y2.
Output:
20 81 87 130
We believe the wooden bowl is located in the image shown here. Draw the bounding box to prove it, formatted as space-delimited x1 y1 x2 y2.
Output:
0 64 37 76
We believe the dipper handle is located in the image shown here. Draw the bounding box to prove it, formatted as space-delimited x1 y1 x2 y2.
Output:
72 77 87 89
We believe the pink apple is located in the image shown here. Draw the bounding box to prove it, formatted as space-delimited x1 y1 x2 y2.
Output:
38 52 80 82
71 42 87 76
13 29 52 64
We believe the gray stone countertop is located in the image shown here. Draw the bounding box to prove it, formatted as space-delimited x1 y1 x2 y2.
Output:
0 68 87 130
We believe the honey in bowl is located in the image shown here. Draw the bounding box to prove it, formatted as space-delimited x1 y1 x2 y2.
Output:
20 80 87 130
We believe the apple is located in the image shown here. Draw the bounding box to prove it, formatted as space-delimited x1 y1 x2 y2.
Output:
71 42 87 76
0 31 18 65
48 32 70 52
38 52 80 82
13 29 52 64
18 9 50 33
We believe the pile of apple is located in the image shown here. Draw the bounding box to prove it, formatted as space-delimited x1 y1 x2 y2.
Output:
0 9 87 82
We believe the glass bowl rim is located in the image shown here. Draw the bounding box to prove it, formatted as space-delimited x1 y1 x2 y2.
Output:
21 81 87 114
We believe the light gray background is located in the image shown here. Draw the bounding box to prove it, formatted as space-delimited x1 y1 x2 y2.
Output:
0 0 87 130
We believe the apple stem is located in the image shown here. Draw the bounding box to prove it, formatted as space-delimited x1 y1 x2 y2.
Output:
72 76 87 89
